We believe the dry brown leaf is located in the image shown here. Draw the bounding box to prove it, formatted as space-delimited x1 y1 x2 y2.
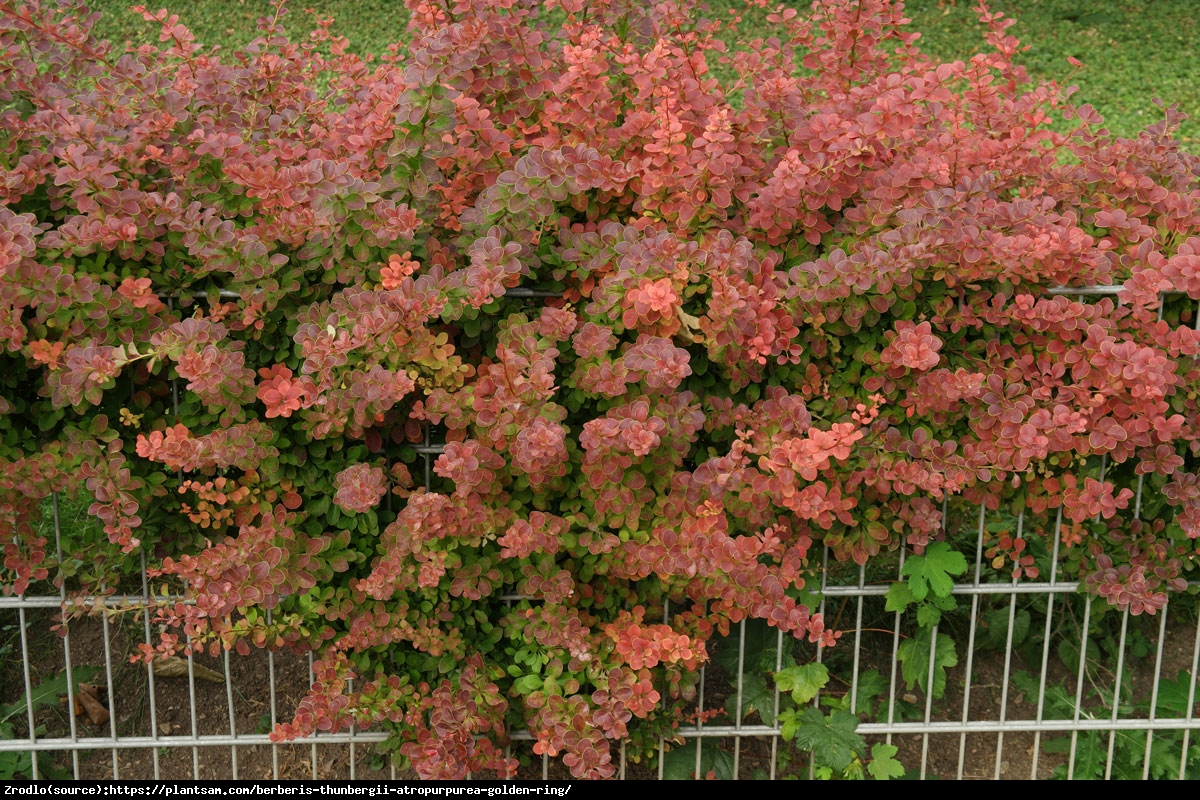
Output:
151 656 225 684
74 683 110 726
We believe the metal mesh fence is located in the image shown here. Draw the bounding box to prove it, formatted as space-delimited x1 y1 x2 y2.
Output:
3 494 1198 779
2 285 1199 779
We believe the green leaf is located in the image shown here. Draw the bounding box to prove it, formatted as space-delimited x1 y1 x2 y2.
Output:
775 662 829 706
1142 732 1186 780
976 607 1031 651
785 707 865 773
1 668 98 725
1046 731 1106 779
889 586 950 630
901 541 967 601
823 667 888 714
896 629 957 698
714 618 777 674
853 669 888 715
1009 669 1041 706
868 743 906 780
0 751 25 779
885 581 914 612
916 602 943 627
727 671 778 726
37 410 62 432
779 708 801 742
512 674 542 695
1156 670 1198 717
1056 635 1101 676
661 739 736 780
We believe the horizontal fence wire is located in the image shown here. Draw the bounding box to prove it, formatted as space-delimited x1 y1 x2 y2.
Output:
4 285 1200 778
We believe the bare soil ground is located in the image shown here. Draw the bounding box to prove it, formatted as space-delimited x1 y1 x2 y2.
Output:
1 608 392 780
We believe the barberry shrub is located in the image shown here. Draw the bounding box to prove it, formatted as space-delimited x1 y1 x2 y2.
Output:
3 0 1200 778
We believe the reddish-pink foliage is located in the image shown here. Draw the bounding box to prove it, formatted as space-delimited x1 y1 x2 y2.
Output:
257 365 317 419
333 463 389 514
5 0 1200 779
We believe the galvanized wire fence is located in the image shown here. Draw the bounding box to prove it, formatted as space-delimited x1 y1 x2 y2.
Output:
3 492 1199 779
2 285 1200 779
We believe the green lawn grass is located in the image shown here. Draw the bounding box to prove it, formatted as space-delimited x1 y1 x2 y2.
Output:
79 0 1200 144
904 0 1200 146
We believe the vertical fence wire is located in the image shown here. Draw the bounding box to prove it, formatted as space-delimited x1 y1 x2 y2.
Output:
52 494 81 779
956 503 987 779
101 593 119 779
139 550 161 779
3 499 1200 775
1066 596 1093 779
1030 507 1065 779
1104 610 1132 780
885 548 906 753
267 609 279 780
18 593 37 778
1143 608 1171 779
1181 612 1200 779
185 637 199 778
992 509 1024 779
5 288 1200 779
